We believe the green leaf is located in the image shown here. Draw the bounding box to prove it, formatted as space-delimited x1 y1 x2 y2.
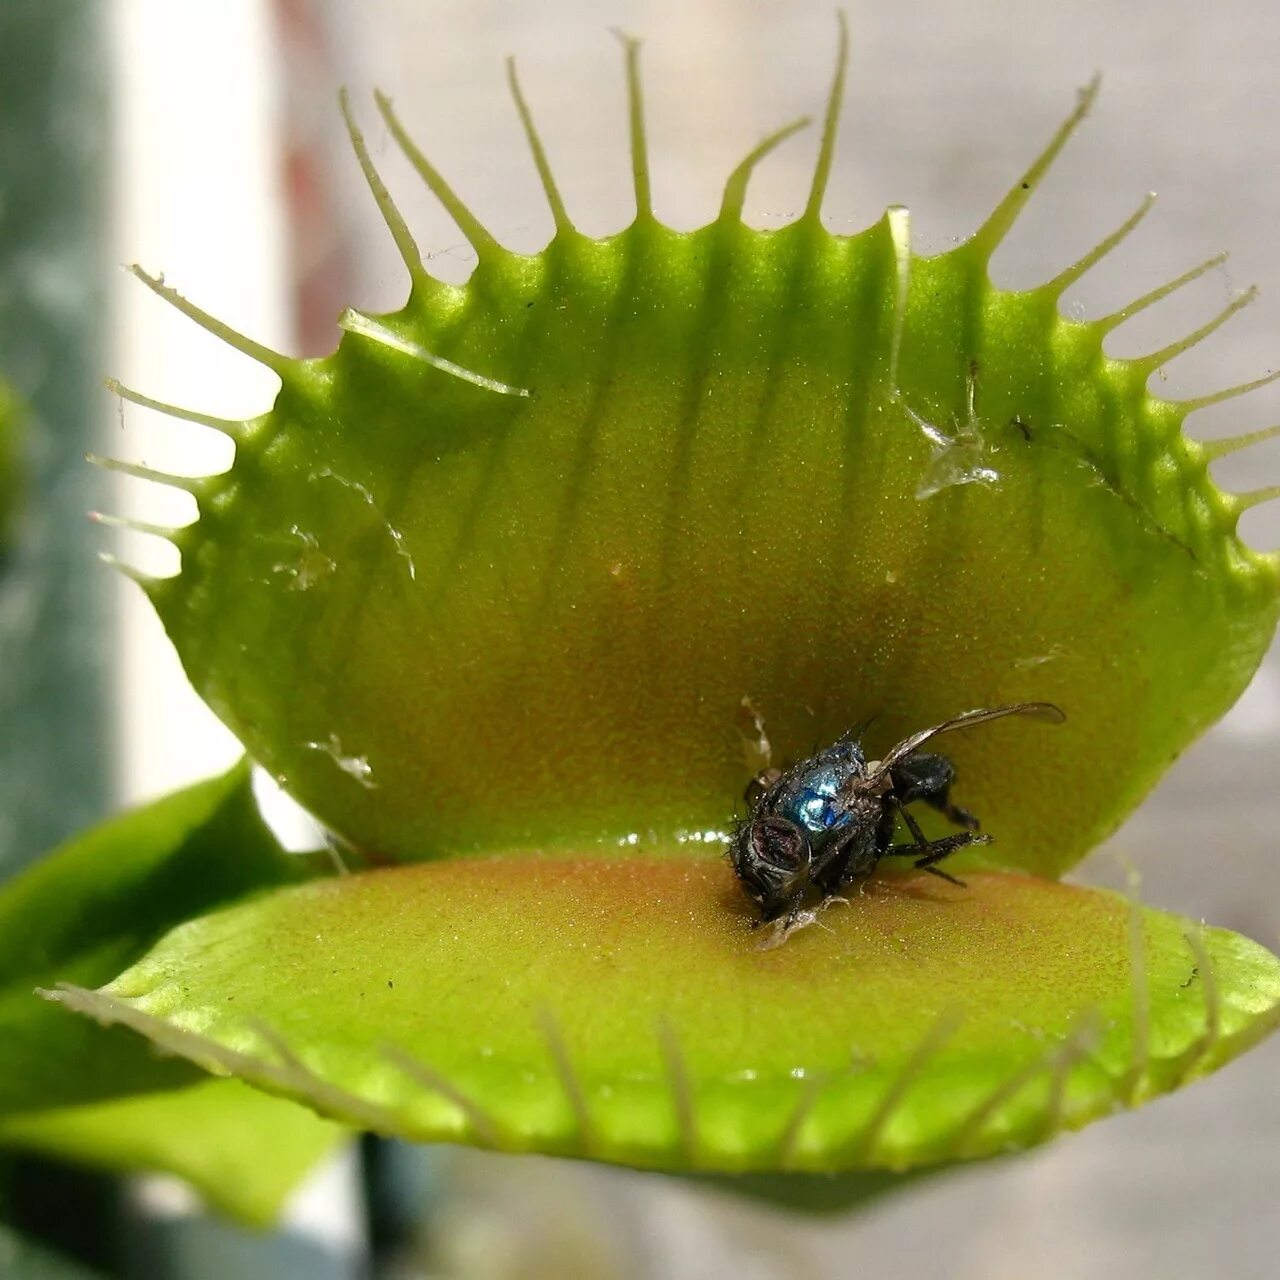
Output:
0 761 309 1115
0 1080 346 1229
0 1225 105 1280
105 42 1280 878
50 858 1280 1175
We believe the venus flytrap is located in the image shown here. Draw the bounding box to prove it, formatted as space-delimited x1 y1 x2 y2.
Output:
4 22 1280 1217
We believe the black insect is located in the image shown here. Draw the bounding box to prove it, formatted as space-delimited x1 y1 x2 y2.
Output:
729 703 1065 926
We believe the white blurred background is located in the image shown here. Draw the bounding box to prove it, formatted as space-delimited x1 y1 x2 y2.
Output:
105 1 1280 1276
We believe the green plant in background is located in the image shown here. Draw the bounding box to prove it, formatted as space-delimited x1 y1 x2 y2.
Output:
4 22 1280 1226
0 380 19 560
0 766 344 1226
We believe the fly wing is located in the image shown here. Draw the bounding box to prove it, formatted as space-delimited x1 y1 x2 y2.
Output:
871 702 1066 781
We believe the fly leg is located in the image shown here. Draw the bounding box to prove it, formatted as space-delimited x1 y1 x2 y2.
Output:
882 798 989 886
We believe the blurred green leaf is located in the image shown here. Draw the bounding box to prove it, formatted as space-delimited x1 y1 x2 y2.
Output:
0 1080 346 1229
0 761 311 1115
0 1224 105 1280
0 379 19 558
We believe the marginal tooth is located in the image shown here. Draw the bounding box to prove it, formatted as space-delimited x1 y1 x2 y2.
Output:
719 117 811 224
88 510 183 541
374 90 503 262
106 378 245 440
1138 286 1258 372
612 31 652 224
85 452 206 495
1045 192 1157 298
1230 483 1280 514
506 57 574 236
129 266 289 375
1198 423 1280 462
339 89 430 291
803 10 850 223
96 550 167 588
1096 253 1228 333
1177 368 1280 414
967 76 1100 263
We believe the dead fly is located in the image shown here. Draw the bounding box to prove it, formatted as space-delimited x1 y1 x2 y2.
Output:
729 703 1065 941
